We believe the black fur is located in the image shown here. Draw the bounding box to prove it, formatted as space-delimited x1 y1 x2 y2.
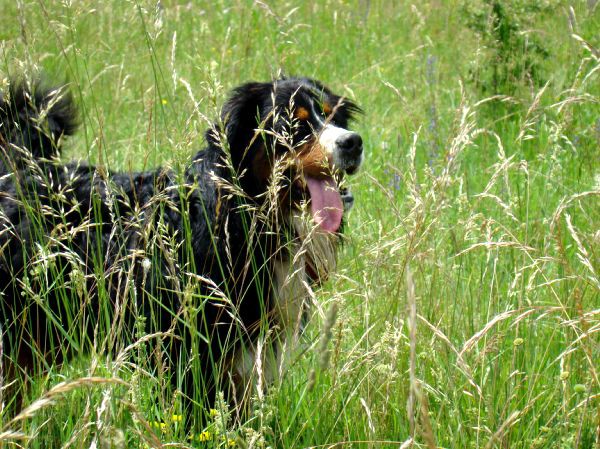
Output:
0 77 361 421
0 80 77 171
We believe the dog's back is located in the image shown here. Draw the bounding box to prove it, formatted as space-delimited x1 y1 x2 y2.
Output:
0 79 78 173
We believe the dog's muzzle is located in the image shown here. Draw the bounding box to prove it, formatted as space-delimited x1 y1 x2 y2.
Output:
318 125 364 175
335 131 363 174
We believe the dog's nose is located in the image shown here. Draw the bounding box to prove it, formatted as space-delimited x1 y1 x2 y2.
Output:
335 132 363 158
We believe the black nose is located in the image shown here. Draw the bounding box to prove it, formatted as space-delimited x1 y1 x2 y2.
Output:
335 132 363 158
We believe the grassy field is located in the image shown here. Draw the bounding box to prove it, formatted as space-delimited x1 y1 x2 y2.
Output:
1 0 599 447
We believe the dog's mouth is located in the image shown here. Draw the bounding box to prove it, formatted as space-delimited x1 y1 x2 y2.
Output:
304 174 344 233
291 168 356 234
287 134 362 233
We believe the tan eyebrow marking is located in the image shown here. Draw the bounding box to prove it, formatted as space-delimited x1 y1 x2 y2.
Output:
295 106 310 121
323 102 332 115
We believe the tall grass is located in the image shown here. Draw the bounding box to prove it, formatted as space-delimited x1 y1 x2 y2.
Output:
0 0 598 448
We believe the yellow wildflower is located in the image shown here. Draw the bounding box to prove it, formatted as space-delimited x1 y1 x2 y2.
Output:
196 431 212 442
151 421 167 433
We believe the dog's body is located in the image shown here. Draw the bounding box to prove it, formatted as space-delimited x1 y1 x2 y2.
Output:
0 77 362 416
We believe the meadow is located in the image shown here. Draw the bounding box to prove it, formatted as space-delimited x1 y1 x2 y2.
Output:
0 0 598 447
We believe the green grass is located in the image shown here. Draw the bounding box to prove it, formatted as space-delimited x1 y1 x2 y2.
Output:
1 0 599 447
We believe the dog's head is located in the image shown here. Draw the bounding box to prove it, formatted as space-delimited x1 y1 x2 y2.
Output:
215 77 363 234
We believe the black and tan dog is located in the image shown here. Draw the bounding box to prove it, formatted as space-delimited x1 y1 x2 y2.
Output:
0 77 363 417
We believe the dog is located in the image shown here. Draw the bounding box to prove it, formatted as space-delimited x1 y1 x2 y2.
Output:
0 76 363 420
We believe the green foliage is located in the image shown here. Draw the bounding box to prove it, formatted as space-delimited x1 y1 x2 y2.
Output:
461 0 554 95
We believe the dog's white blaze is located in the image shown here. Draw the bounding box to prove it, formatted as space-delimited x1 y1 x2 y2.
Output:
318 124 352 168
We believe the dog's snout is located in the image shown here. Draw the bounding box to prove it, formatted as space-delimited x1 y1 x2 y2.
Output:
319 125 364 174
336 132 363 157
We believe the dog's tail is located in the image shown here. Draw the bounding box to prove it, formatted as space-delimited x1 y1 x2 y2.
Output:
0 79 78 164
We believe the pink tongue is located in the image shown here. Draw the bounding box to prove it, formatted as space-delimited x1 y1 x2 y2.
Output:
306 176 343 233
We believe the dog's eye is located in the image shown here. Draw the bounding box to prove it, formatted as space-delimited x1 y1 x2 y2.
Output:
322 102 332 116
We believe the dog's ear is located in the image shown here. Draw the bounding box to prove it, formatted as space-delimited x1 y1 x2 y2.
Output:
219 82 271 170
